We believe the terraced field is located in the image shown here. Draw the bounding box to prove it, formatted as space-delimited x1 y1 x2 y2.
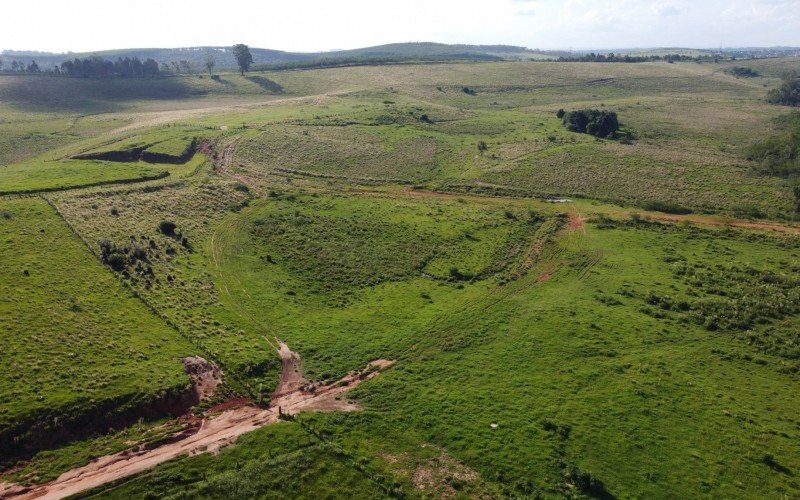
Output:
1 58 799 499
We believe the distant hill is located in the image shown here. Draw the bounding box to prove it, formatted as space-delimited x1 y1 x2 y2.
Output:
0 47 311 71
3 44 797 73
0 43 556 72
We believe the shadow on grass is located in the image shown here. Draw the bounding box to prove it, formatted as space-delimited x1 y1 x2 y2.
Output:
0 75 208 113
246 75 284 93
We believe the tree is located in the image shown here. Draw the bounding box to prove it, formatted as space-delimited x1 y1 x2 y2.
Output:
179 60 194 75
27 61 40 73
562 109 619 138
204 52 216 77
232 44 253 76
794 185 800 213
142 58 159 77
767 73 800 107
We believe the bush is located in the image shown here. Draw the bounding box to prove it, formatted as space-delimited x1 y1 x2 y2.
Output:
98 238 128 271
159 220 178 236
641 200 693 214
748 112 800 177
562 109 619 138
726 66 760 78
556 108 565 119
767 74 800 106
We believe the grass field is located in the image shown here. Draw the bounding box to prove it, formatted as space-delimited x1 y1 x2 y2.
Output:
0 197 195 457
2 58 800 498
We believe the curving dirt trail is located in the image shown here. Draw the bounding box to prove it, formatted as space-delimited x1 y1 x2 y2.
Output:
0 343 393 500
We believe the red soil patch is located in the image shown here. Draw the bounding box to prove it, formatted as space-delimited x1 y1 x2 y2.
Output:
0 343 394 499
568 213 586 233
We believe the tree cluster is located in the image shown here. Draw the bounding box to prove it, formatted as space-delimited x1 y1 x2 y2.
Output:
767 73 800 106
556 52 713 63
725 66 760 78
748 112 800 178
60 56 160 77
559 109 620 138
0 59 42 73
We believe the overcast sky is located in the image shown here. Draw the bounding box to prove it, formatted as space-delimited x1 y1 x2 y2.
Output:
3 0 799 53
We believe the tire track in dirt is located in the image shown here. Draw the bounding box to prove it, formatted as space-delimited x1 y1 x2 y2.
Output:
0 343 393 500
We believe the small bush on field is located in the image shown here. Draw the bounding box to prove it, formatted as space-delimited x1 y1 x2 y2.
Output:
560 109 619 138
641 200 693 214
1 210 11 219
99 238 128 271
159 220 178 237
726 67 760 78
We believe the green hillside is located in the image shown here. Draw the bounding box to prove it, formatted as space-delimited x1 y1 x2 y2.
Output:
1 56 799 499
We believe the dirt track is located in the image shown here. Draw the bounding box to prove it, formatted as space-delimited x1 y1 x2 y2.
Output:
0 343 393 500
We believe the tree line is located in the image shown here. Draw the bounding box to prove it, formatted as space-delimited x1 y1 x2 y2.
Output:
0 60 42 73
556 52 716 63
0 45 254 78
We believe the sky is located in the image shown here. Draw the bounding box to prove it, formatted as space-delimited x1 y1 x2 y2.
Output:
3 0 799 53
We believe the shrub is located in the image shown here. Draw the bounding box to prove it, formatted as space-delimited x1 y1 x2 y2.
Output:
556 108 565 119
767 74 800 106
1 210 11 219
726 66 760 78
748 112 800 177
477 141 488 153
641 200 693 214
98 238 128 271
159 220 178 236
562 109 619 138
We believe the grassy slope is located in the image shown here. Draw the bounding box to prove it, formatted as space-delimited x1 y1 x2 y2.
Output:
80 204 800 498
0 197 195 450
2 59 800 497
81 423 390 499
230 60 799 217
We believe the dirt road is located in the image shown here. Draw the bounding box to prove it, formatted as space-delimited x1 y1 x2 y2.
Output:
0 344 393 500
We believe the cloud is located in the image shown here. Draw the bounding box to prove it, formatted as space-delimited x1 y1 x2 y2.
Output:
0 0 798 53
658 5 683 16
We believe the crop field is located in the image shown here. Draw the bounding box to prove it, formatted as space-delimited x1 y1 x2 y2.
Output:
1 58 800 499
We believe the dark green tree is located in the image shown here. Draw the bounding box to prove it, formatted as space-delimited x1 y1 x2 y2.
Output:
562 109 619 138
794 185 800 213
232 44 253 76
204 52 216 77
767 73 800 106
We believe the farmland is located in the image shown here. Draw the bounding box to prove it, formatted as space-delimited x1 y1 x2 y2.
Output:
1 57 800 499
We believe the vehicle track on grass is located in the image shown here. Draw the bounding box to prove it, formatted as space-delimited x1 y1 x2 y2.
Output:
354 186 800 236
0 343 394 500
107 93 340 136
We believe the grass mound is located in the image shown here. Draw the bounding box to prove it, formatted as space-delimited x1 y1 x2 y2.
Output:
249 194 530 302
